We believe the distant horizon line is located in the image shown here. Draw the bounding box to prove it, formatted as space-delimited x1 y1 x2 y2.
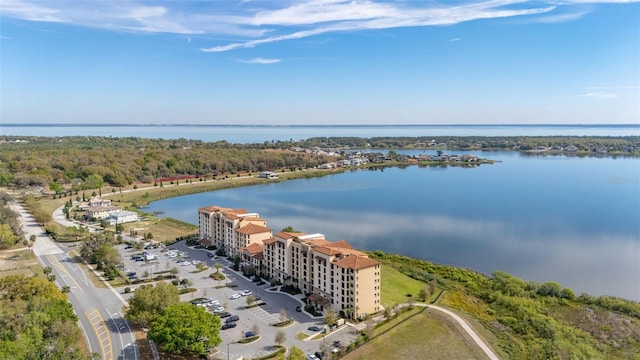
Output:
2 123 639 128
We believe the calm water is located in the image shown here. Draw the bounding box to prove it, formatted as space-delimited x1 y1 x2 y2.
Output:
146 151 640 301
7 125 639 299
3 124 639 143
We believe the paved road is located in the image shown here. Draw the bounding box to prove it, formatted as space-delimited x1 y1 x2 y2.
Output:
10 202 139 360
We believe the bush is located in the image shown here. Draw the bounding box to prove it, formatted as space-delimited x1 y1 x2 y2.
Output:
124 287 131 293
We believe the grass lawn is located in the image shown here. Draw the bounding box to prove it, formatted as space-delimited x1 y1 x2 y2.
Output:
342 308 485 360
380 265 428 309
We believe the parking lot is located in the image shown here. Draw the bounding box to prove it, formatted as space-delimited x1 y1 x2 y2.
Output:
116 241 358 359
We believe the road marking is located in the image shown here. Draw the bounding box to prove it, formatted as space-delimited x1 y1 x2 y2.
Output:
248 304 280 324
46 254 84 292
86 309 113 360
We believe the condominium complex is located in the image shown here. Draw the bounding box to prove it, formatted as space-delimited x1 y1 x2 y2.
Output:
198 205 381 319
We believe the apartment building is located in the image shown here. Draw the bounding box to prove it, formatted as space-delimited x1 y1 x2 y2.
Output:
198 206 271 258
198 205 381 319
263 231 381 318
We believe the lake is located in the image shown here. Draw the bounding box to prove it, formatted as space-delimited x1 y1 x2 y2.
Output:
146 150 640 301
3 123 639 143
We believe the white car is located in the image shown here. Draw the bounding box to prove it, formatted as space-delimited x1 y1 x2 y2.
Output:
213 306 225 313
230 293 241 300
240 290 252 297
181 261 191 266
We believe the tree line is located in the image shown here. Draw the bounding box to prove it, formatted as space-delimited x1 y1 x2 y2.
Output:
0 136 334 190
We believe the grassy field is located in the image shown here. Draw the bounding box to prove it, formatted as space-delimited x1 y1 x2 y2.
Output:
380 265 429 309
343 307 485 360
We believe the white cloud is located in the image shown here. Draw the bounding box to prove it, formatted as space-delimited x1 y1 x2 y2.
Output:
1 1 639 51
449 37 462 42
578 92 620 98
239 57 282 64
527 9 591 22
0 0 65 22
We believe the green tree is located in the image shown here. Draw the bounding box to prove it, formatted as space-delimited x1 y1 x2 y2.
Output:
246 294 255 307
43 266 53 276
126 282 180 327
148 303 221 356
324 308 337 326
49 181 64 194
0 223 18 249
84 174 104 190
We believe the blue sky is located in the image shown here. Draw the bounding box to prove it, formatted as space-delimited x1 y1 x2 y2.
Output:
1 0 638 125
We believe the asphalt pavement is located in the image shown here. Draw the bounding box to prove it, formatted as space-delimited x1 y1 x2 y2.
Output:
10 202 139 360
117 240 358 359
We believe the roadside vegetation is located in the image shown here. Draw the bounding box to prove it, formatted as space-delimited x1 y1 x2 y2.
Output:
0 272 89 360
370 251 640 359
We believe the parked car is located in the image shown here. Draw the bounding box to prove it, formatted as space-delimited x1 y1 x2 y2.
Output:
213 306 225 313
252 276 261 283
124 244 133 249
225 315 239 323
218 312 232 318
314 352 323 360
244 331 254 338
240 290 252 296
230 293 241 300
221 323 236 330
256 280 265 286
308 326 322 332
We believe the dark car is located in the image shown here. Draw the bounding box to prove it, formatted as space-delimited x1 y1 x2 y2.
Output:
256 280 265 286
296 306 302 312
221 323 236 330
225 315 239 323
314 352 323 360
252 276 260 283
124 244 133 249
245 331 255 338
207 253 214 258
218 312 232 318
308 326 322 332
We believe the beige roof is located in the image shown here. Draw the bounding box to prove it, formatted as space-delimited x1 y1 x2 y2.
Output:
314 246 342 256
276 231 307 239
333 254 380 270
241 242 263 255
326 240 353 249
263 237 277 245
236 223 271 235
